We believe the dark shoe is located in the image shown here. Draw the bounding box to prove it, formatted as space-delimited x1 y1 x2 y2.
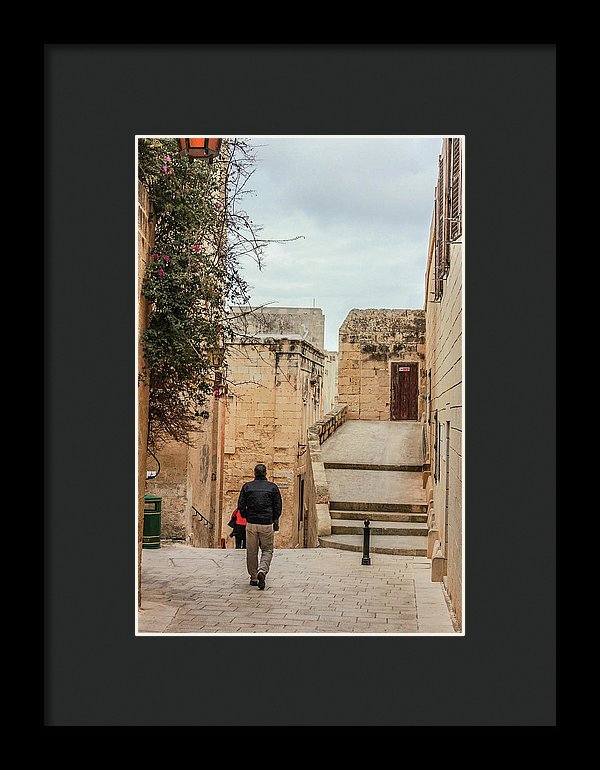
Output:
257 572 265 590
250 579 258 586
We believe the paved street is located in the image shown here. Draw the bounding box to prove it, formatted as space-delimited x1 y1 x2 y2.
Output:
138 542 458 635
321 420 423 466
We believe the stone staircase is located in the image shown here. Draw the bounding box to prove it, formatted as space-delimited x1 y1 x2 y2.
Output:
317 422 428 557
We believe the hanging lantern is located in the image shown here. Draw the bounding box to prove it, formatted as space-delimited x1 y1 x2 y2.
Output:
178 138 222 163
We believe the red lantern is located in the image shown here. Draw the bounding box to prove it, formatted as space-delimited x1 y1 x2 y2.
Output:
178 137 222 162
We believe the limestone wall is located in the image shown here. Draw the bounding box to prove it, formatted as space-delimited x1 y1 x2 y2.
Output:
422 137 463 628
338 309 426 421
137 182 153 604
145 441 188 540
145 396 225 548
222 337 325 549
139 155 228 552
425 239 462 628
233 306 325 351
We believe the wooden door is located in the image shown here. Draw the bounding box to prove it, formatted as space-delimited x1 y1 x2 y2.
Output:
390 362 419 420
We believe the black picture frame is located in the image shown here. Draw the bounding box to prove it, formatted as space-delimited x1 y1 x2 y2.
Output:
45 43 556 727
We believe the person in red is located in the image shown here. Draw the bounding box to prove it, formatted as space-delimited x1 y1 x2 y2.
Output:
227 508 247 549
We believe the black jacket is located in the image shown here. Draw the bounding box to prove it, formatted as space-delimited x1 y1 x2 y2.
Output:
237 478 282 525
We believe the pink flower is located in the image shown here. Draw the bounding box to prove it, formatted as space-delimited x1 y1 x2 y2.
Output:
158 268 165 277
165 156 172 162
192 245 202 253
164 255 170 262
151 253 159 260
162 165 168 173
168 170 173 175
215 202 222 209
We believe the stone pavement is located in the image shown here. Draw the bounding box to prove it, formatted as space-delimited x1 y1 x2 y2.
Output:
321 420 423 467
319 420 428 556
138 542 458 635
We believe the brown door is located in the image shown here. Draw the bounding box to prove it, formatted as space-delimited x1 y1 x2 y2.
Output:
390 362 419 420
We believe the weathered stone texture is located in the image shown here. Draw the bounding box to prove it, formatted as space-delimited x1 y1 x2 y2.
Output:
232 306 325 351
137 182 153 604
424 178 463 628
145 396 226 549
223 337 325 549
141 180 227 549
337 309 426 421
138 169 228 558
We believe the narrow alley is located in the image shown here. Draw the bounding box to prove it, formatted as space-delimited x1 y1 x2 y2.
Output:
138 421 457 635
136 137 465 635
138 544 456 634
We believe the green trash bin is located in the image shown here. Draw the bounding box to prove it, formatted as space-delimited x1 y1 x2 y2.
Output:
143 494 162 549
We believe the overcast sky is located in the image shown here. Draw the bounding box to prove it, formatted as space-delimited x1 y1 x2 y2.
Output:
236 136 442 351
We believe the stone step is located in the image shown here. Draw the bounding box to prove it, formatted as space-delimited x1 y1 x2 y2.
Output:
324 462 423 472
330 500 428 514
325 469 426 510
330 509 428 523
331 520 428 537
318 534 428 557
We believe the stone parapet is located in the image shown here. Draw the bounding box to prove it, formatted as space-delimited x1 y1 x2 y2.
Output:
308 403 348 445
304 405 348 547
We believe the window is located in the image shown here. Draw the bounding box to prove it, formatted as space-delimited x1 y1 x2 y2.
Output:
432 137 462 302
449 138 462 241
433 153 447 301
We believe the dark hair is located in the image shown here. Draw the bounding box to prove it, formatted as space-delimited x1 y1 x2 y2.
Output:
254 463 267 479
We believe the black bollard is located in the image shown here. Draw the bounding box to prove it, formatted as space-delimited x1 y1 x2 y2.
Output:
361 520 371 565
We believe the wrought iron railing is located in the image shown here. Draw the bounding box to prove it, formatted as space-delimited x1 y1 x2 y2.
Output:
191 506 213 528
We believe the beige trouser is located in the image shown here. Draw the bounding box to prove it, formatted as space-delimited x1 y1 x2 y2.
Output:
246 523 274 579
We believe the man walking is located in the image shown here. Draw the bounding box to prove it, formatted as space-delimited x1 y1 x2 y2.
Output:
237 464 282 590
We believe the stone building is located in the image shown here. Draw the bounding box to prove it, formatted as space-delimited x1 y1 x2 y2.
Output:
337 309 426 421
219 306 334 549
137 181 153 605
138 168 228 549
422 137 463 629
222 332 324 549
141 298 330 552
137 140 228 570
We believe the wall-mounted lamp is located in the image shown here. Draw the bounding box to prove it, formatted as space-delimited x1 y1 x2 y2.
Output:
178 138 222 163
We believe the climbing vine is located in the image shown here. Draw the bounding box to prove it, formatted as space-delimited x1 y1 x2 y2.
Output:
138 137 292 453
